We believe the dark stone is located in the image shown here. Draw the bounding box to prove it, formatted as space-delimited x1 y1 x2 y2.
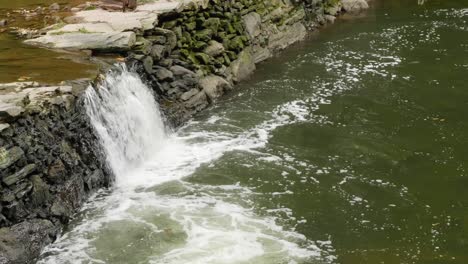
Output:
2 164 36 186
143 56 154 74
170 65 196 76
46 159 66 183
155 68 174 81
0 147 24 170
150 45 166 61
0 219 58 264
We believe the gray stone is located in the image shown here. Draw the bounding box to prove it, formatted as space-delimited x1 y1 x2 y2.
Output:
342 0 369 13
252 46 272 64
180 89 200 101
150 45 166 61
0 19 7 27
0 147 24 170
325 15 336 24
25 32 136 52
0 123 9 132
199 75 232 101
243 12 262 39
0 219 58 264
230 49 256 83
154 28 177 50
143 56 154 74
268 22 307 51
204 40 225 57
185 91 209 110
155 68 174 81
2 164 36 186
170 65 196 76
46 159 65 183
49 3 60 11
13 182 33 199
30 175 51 207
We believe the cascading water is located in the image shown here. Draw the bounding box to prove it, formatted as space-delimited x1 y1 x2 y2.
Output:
84 65 167 182
38 65 327 264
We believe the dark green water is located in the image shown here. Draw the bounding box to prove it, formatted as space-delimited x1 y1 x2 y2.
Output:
39 1 468 264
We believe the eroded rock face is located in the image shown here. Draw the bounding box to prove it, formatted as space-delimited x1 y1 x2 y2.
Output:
0 82 112 263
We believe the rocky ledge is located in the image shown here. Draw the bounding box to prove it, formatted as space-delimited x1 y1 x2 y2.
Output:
1 0 369 263
0 81 112 264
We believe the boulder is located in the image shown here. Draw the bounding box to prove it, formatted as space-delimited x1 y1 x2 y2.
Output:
0 147 24 170
204 40 225 57
229 49 256 83
243 12 262 39
155 68 174 81
48 3 60 11
180 88 200 101
150 45 166 61
2 164 36 186
199 75 232 101
170 65 195 76
0 219 58 264
0 19 7 27
341 0 369 13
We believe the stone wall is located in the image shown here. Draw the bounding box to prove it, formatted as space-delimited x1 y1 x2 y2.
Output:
127 0 346 126
0 82 112 264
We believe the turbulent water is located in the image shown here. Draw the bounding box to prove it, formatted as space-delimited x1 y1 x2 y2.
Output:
39 1 467 264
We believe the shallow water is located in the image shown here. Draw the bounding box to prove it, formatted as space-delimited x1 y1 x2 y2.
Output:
0 0 96 83
40 0 468 263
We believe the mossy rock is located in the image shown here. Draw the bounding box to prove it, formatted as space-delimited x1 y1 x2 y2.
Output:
195 52 212 65
194 29 213 42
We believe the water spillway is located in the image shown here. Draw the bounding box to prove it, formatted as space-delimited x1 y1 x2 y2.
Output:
39 67 327 264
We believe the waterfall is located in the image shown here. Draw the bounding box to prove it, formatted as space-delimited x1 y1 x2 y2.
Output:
84 65 167 182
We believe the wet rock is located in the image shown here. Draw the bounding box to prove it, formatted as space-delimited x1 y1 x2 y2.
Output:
229 49 256 83
325 15 336 24
155 68 174 81
0 219 58 264
47 159 66 183
143 56 154 74
154 28 177 50
180 88 200 101
199 75 232 101
341 0 369 13
243 12 262 39
0 123 10 132
30 175 51 207
170 65 196 77
150 45 166 61
204 40 225 57
2 164 36 186
185 91 209 110
48 3 60 12
12 181 33 199
0 147 24 170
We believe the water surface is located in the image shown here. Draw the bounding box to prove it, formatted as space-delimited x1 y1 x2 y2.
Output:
40 1 468 263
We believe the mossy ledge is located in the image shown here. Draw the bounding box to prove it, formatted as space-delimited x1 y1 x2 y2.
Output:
0 0 369 263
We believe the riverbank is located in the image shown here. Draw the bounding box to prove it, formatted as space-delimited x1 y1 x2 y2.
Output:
0 0 370 263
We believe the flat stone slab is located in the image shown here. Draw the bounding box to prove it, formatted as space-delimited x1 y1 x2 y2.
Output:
48 23 115 34
24 0 208 51
25 32 136 51
0 83 75 122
